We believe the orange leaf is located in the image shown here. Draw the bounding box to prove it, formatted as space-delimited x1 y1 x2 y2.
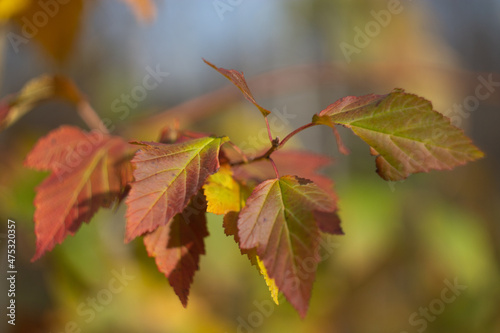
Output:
13 0 83 63
120 0 156 22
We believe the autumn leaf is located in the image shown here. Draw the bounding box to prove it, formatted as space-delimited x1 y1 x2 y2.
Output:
313 89 485 181
0 75 84 131
237 176 337 317
0 0 30 20
205 167 279 303
203 165 246 215
232 150 343 235
125 136 228 242
24 126 133 261
257 256 280 305
223 212 279 305
8 0 155 63
204 59 271 117
233 150 334 195
143 192 208 307
12 0 83 63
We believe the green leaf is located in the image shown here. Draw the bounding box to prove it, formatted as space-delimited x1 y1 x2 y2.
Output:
125 136 228 242
237 175 337 317
313 89 484 181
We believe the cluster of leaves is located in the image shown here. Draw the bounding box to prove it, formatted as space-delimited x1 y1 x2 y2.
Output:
2 60 483 317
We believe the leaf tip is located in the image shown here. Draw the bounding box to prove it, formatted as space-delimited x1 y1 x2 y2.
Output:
202 58 216 69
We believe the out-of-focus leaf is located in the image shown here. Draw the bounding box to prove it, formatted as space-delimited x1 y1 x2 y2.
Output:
13 0 83 63
125 136 228 242
120 0 156 22
0 75 83 131
237 175 338 317
204 59 271 117
313 89 484 181
144 193 208 307
233 150 335 195
0 0 30 20
24 126 133 261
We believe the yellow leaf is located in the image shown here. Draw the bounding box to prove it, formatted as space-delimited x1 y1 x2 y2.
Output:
203 165 242 215
256 256 279 305
0 0 30 21
13 0 83 63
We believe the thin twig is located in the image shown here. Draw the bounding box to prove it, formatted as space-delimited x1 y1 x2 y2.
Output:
226 141 249 163
265 117 273 144
77 100 109 134
278 122 317 148
268 157 280 178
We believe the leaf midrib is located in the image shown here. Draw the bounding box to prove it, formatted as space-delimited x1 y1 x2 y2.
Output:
133 138 219 228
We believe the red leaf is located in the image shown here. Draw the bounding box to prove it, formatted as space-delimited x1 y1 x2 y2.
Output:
125 136 228 242
314 210 343 235
203 59 271 117
143 193 208 306
233 150 343 234
237 176 337 317
223 211 258 266
24 126 133 261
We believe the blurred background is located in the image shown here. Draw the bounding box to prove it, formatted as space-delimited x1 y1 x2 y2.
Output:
0 0 499 332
